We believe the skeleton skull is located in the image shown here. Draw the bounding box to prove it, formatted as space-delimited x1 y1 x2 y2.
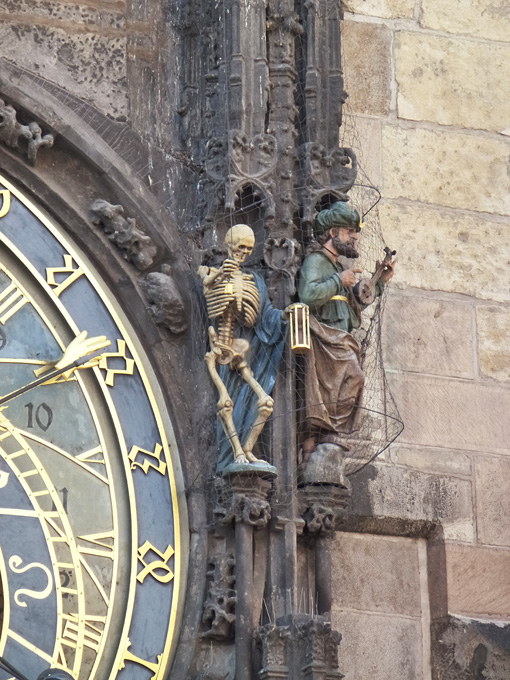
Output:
225 224 255 263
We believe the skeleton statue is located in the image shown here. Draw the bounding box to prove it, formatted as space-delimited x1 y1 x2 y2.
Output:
198 225 279 466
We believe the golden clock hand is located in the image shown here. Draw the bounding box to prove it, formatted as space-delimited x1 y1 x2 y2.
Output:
0 332 110 407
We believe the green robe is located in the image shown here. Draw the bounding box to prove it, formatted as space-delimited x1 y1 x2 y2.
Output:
297 251 383 438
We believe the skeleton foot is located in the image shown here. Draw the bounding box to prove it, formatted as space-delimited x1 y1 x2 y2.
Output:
243 450 263 464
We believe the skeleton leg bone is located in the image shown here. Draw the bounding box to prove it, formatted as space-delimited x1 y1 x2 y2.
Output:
204 350 247 463
236 362 274 457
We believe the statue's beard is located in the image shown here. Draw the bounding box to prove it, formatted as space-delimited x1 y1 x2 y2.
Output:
332 236 359 259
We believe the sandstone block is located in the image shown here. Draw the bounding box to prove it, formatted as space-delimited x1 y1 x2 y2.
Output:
331 610 424 680
378 203 510 303
383 292 475 378
475 456 510 547
396 32 510 134
342 20 392 116
0 0 125 29
350 464 474 541
332 532 422 616
0 24 128 118
421 0 510 43
446 544 510 619
390 445 472 478
344 116 382 187
387 374 510 454
477 306 510 382
382 126 510 215
343 0 415 19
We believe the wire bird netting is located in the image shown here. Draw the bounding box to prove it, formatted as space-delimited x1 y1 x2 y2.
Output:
183 19 403 486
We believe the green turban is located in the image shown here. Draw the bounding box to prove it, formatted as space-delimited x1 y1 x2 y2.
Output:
314 201 362 236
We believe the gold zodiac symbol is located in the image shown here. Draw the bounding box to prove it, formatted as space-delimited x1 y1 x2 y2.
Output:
8 555 53 607
128 444 167 476
0 190 10 219
0 470 9 488
136 540 174 584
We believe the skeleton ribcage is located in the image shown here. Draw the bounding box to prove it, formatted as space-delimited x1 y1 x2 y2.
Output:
204 271 259 328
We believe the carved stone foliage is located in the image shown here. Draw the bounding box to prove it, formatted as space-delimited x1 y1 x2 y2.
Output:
257 623 291 676
201 554 237 640
0 99 54 165
213 473 273 528
140 264 188 334
257 615 343 680
90 199 157 271
302 504 336 536
215 493 272 528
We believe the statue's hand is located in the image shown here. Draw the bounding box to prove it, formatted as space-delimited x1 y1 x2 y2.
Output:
55 331 110 370
341 268 362 287
281 305 295 321
378 259 396 284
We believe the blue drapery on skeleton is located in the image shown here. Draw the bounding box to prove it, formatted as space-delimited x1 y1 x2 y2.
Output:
216 272 286 472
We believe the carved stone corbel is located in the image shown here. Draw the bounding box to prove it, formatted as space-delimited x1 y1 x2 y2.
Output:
140 264 188 334
0 99 54 165
201 554 237 640
90 199 157 270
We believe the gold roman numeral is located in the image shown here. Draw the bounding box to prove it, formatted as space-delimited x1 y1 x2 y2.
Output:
98 340 135 386
46 255 84 297
61 613 106 652
0 281 28 324
77 530 114 560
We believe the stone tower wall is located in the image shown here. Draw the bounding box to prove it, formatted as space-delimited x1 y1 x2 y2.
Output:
334 2 510 677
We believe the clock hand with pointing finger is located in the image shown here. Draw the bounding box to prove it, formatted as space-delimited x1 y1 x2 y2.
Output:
0 330 110 407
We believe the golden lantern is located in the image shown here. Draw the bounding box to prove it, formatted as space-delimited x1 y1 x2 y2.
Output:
289 302 310 353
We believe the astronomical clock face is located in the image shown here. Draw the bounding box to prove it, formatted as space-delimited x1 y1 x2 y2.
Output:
0 175 187 680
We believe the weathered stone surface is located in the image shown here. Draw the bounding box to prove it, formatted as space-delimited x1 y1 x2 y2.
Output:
387 374 510 454
421 0 510 43
383 292 475 378
351 464 474 541
0 0 125 29
342 20 392 116
475 456 510 547
396 32 510 134
477 306 510 381
379 203 510 303
343 0 415 19
345 116 382 187
382 126 510 215
331 610 423 680
390 445 472 478
332 532 422 615
446 544 510 619
432 617 510 680
0 24 128 118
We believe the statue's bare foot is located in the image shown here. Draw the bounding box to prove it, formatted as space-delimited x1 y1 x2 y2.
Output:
234 453 249 465
244 450 263 464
